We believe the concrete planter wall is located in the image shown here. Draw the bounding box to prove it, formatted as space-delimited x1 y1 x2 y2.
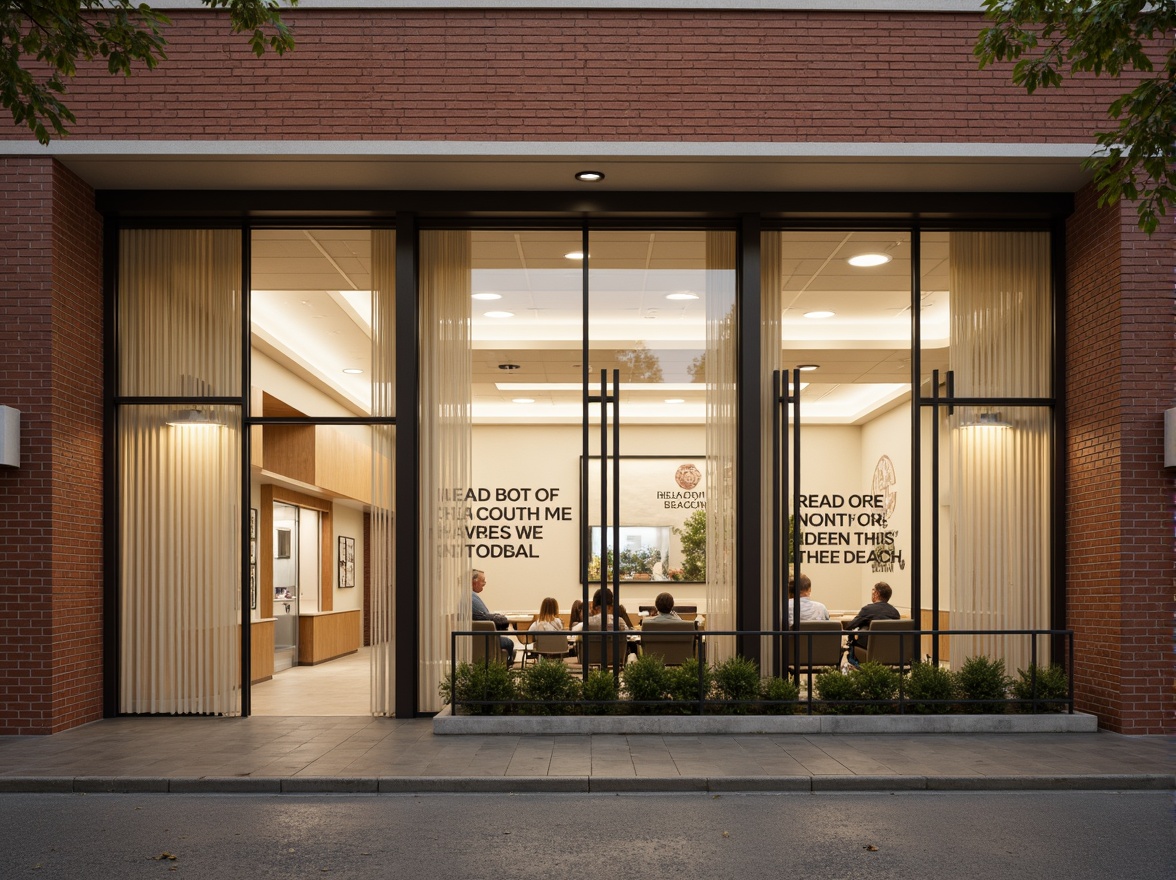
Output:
433 706 1098 735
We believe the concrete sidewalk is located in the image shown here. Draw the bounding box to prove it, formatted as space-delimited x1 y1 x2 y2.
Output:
0 716 1169 794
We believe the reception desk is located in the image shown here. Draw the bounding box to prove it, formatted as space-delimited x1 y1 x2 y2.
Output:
298 609 362 665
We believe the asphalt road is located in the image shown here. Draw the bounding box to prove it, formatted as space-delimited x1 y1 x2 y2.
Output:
0 791 1170 879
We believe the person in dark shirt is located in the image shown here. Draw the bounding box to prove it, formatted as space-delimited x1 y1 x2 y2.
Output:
845 581 900 666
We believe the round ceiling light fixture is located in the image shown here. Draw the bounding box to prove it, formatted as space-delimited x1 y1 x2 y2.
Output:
575 170 605 182
664 398 686 404
666 291 699 301
484 310 514 318
803 310 835 319
342 368 364 375
472 292 502 301
797 364 820 372
847 253 893 267
564 251 584 260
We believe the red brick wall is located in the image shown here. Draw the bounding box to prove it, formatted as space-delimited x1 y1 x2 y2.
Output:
0 159 104 734
1065 183 1175 734
43 9 1126 143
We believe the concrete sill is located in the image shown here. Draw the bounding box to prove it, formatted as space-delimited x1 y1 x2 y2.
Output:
433 706 1099 735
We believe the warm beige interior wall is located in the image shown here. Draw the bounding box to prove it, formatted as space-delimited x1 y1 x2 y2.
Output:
858 401 914 614
471 423 707 614
251 349 355 417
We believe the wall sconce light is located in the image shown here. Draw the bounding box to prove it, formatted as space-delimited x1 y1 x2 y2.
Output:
962 411 1011 428
166 408 222 428
0 405 19 467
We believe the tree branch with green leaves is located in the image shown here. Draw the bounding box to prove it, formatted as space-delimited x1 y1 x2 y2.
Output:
975 0 1175 234
1 0 297 144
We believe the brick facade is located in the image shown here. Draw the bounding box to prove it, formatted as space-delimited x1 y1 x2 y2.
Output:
0 7 1170 734
55 9 1126 144
1065 182 1175 734
0 159 104 734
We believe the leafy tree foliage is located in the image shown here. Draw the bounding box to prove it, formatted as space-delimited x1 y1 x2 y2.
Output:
1 0 297 143
975 0 1174 233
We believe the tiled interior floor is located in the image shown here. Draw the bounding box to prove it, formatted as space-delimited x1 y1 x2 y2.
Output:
251 647 371 716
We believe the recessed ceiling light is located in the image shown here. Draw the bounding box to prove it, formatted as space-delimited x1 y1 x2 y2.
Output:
797 364 820 372
342 368 364 375
574 170 604 182
564 251 584 260
498 363 521 371
512 397 535 404
803 310 835 319
666 291 699 301
484 310 514 318
471 292 501 301
848 253 893 267
665 398 686 404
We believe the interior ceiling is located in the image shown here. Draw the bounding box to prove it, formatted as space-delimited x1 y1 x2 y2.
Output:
250 228 950 424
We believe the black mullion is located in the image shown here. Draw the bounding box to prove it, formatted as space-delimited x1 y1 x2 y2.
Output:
102 220 121 717
393 213 419 717
240 224 252 717
910 227 922 622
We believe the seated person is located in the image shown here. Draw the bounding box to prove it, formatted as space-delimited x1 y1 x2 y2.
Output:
844 581 900 666
471 568 516 666
646 591 682 622
529 597 564 632
587 587 630 631
786 573 831 625
587 587 638 656
569 598 585 629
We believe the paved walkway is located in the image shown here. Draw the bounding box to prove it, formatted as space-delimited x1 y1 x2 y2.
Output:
0 716 1169 793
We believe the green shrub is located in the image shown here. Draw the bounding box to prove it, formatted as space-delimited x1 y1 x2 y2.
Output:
903 661 957 714
580 668 619 715
623 654 669 712
759 676 799 715
517 658 581 715
814 668 859 714
439 661 515 715
664 658 711 713
955 655 1011 713
1011 663 1069 712
850 661 900 713
711 655 761 714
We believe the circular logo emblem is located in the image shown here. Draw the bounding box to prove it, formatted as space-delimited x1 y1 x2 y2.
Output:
675 463 702 490
872 454 897 521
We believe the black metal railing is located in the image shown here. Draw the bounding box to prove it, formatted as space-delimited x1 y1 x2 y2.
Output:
447 627 1075 716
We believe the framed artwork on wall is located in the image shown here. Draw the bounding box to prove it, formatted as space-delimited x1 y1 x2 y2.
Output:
249 507 258 609
338 536 355 588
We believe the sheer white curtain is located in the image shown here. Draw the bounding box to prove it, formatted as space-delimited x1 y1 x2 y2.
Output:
370 229 397 715
759 232 783 666
704 231 738 663
418 230 472 712
947 231 1052 672
118 229 242 715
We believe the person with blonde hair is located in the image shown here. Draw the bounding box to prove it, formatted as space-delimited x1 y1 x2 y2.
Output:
529 597 564 632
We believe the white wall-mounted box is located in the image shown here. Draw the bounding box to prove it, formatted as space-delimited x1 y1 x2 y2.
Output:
0 406 18 468
1166 408 1176 468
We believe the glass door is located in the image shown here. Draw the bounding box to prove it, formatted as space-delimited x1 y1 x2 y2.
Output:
462 226 736 686
769 231 915 679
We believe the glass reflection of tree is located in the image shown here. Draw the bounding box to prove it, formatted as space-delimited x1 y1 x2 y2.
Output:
614 345 663 382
